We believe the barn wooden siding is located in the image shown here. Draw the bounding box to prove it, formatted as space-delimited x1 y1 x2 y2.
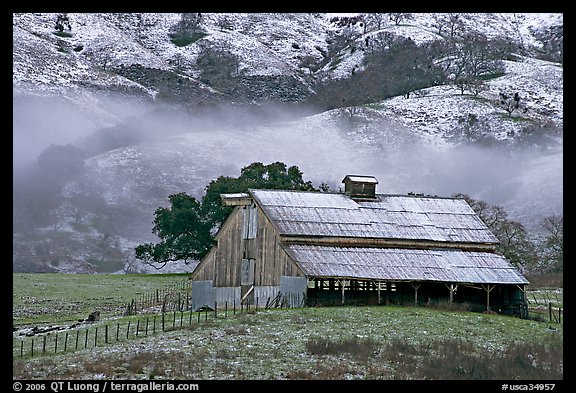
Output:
190 200 306 310
193 203 305 287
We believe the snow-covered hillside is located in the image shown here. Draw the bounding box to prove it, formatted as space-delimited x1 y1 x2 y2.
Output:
13 13 563 273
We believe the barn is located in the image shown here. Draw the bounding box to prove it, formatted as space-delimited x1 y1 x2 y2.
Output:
190 175 529 316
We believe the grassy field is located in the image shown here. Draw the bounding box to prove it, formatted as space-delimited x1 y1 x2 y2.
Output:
12 273 564 380
13 273 191 327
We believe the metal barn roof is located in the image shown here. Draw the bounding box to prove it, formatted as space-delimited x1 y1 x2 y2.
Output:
342 175 379 184
284 245 528 285
249 189 498 244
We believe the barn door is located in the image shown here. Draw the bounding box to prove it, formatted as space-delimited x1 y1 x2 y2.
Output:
240 258 255 304
240 203 257 305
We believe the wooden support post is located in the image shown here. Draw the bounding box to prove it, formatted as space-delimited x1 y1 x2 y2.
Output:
482 284 495 312
341 279 346 305
444 283 458 304
412 283 421 306
516 284 528 318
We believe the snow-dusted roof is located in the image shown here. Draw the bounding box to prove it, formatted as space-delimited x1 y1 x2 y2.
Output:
249 189 498 244
221 193 250 200
343 175 378 184
284 245 529 284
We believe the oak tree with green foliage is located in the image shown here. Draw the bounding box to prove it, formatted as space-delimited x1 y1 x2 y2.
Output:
134 193 213 268
135 162 317 269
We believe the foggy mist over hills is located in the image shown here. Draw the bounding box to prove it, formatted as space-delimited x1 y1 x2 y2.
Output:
13 12 562 273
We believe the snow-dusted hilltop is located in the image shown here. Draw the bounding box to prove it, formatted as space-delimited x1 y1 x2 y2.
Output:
13 13 563 273
13 13 562 94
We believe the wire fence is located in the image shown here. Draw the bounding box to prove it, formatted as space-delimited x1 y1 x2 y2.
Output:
525 290 563 324
526 302 563 324
124 280 192 315
13 300 257 360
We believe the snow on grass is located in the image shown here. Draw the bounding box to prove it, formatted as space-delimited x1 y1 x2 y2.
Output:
13 305 563 380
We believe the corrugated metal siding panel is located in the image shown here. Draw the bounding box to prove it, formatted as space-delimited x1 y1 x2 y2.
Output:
215 287 241 307
254 286 279 306
285 245 528 284
191 280 215 310
280 276 307 294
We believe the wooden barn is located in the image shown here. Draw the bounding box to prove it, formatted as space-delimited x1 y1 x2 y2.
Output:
190 175 529 316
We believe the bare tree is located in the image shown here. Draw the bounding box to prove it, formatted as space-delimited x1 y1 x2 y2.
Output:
454 193 537 270
499 92 521 117
216 15 235 32
446 13 464 38
468 78 488 97
538 216 563 272
441 34 506 95
340 105 362 119
388 13 413 26
431 13 465 39
172 52 186 72
364 13 386 32
432 13 449 36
